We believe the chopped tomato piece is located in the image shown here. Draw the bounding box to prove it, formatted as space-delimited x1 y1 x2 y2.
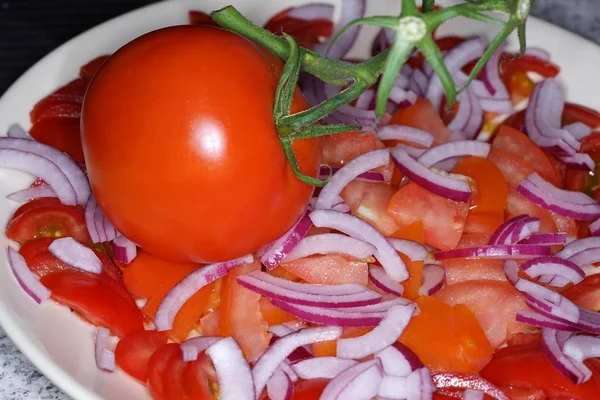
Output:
30 77 89 123
562 274 600 311
321 131 378 167
489 146 535 188
387 98 451 145
41 270 144 337
115 330 169 383
200 311 220 337
259 297 296 326
264 7 333 49
29 117 85 163
20 237 123 284
163 351 191 400
291 378 330 400
399 296 494 373
563 103 600 130
442 233 506 286
434 280 529 348
147 343 181 399
183 353 218 399
481 342 600 400
392 221 425 300
387 182 469 250
492 125 561 186
79 55 111 78
6 199 90 244
340 180 400 236
505 190 558 234
505 70 536 105
506 332 542 347
218 259 271 362
281 254 369 286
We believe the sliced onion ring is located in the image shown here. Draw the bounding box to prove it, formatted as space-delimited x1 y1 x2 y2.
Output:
314 0 366 59
435 244 551 260
48 237 102 274
257 211 312 270
180 336 222 362
369 265 403 296
266 368 293 400
155 254 254 331
320 358 382 400
283 233 376 263
95 327 115 372
390 146 472 202
291 357 358 379
541 328 591 384
376 125 434 148
270 299 387 327
7 247 51 304
417 141 490 169
521 256 584 286
112 235 137 264
376 342 423 377
206 337 255 400
7 185 57 203
309 209 408 281
252 326 343 397
419 264 445 296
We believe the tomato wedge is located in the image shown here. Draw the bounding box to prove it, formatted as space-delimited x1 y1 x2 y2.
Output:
291 378 330 400
388 98 451 145
562 274 600 312
115 330 169 383
183 352 218 399
481 342 600 399
281 254 368 286
40 270 144 337
6 198 90 244
321 131 378 167
147 343 181 400
399 296 494 374
387 182 469 250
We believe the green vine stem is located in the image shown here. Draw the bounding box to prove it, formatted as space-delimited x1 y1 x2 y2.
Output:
211 0 534 185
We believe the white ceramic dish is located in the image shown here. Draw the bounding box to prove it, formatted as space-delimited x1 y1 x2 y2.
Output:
1 0 599 399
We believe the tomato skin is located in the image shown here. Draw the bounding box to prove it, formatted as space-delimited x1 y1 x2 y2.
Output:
147 343 181 400
6 199 90 244
562 274 600 311
115 331 169 383
183 353 218 399
82 26 320 263
264 7 333 49
481 342 600 400
40 270 144 337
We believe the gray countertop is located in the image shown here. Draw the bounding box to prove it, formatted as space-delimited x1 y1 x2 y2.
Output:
1 0 600 399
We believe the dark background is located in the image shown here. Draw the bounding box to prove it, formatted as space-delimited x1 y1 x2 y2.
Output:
2 0 600 96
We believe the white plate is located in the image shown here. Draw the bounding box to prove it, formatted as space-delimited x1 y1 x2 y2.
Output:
0 1 599 399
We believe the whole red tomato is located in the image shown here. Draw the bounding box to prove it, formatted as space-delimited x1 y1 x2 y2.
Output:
82 25 321 263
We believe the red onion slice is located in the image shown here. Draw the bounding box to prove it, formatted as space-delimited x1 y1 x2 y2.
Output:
315 149 390 210
376 125 434 148
112 235 137 264
369 265 403 296
7 124 33 139
95 327 115 372
519 233 567 246
0 148 77 206
517 178 600 221
410 68 428 97
257 211 312 270
286 3 334 20
417 141 490 169
377 367 434 400
388 87 418 109
48 237 102 274
590 218 600 237
355 89 375 110
338 297 412 313
314 0 366 59
558 153 595 172
529 172 597 205
390 146 472 202
419 264 445 296
435 244 551 260
387 238 428 262
6 185 57 203
488 215 528 245
236 272 381 308
180 336 222 362
266 368 293 400
556 237 600 259
541 328 591 384
206 337 255 400
427 38 485 110
252 326 343 397
507 217 541 244
447 87 484 139
320 358 382 400
155 254 254 331
270 300 386 327
318 167 384 182
525 79 580 155
562 335 600 362
291 357 358 379
480 44 510 98
397 143 428 159
565 122 593 141
0 137 90 205
515 310 577 331
521 256 585 286
7 247 51 304
283 233 376 263
242 271 366 295
309 209 408 281
337 305 414 359
566 248 600 268
376 342 423 377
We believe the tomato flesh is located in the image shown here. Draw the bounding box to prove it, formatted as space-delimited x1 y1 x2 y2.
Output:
115 331 169 383
82 25 320 263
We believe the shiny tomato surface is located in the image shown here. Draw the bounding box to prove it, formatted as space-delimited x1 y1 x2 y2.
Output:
82 25 320 263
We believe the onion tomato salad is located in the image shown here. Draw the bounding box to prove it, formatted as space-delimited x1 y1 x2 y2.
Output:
3 1 600 400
